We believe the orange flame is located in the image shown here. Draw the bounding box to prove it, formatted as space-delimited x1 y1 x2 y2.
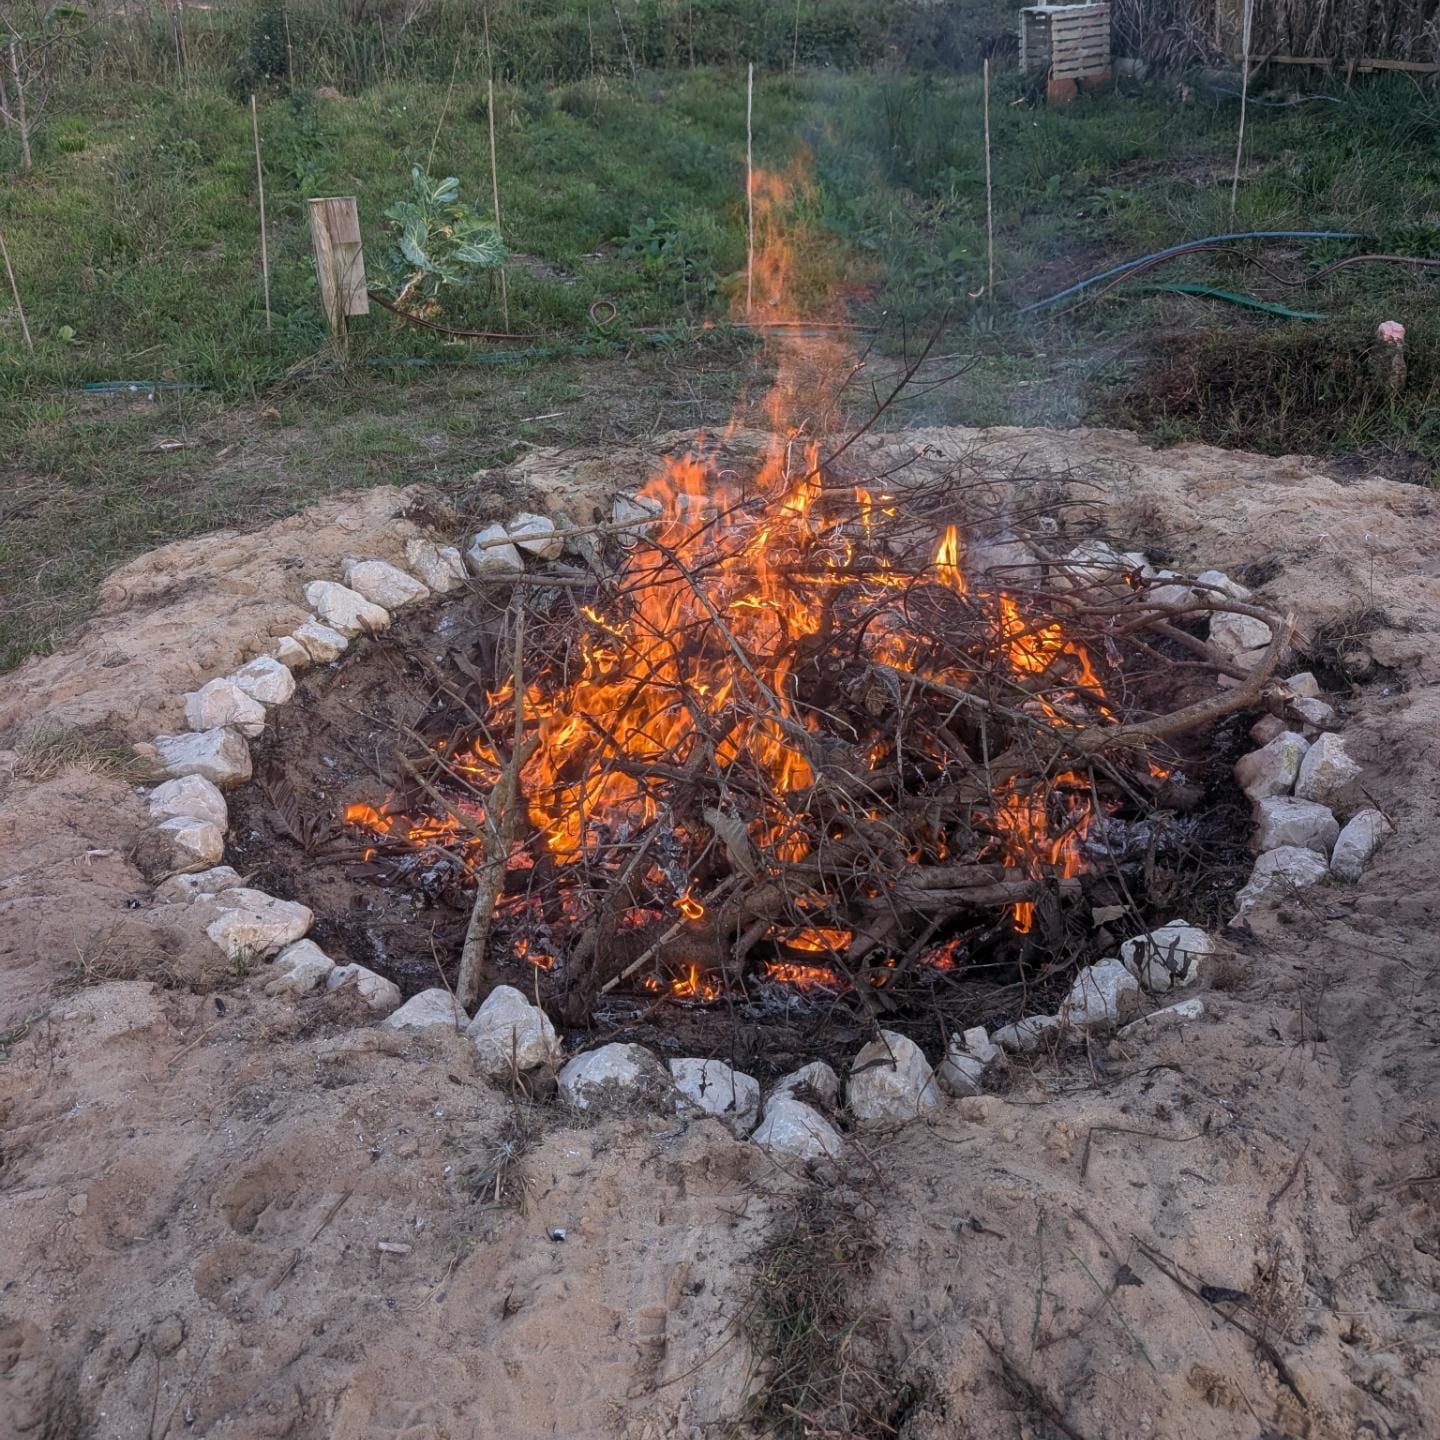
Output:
342 161 1124 981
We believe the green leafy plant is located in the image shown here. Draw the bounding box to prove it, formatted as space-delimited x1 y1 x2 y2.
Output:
617 215 716 310
379 167 507 313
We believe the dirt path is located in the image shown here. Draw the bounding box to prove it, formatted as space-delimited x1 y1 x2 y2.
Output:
1 426 1436 1439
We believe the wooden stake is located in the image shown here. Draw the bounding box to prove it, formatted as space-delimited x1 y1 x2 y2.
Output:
983 57 994 300
281 0 296 86
483 4 510 331
0 225 33 353
250 95 272 331
307 196 368 355
1230 0 1252 219
792 0 801 75
746 62 755 320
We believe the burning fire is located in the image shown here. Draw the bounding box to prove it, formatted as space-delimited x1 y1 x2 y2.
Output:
342 166 1125 996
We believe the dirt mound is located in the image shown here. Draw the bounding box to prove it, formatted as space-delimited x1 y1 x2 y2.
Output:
1 426 1437 1439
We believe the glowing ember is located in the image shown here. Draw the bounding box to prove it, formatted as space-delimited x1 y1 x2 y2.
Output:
763 960 846 989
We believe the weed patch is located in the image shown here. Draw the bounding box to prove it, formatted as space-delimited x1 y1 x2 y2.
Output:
1103 325 1440 465
745 1183 926 1437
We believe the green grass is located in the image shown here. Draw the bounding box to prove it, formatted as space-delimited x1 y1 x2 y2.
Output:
4 29 1440 674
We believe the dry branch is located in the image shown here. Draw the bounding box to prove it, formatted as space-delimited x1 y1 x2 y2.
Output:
457 611 535 1009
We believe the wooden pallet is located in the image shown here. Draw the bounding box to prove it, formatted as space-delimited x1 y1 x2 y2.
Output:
1020 4 1112 81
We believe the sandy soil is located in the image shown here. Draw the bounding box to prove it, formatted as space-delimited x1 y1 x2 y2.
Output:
1 426 1437 1440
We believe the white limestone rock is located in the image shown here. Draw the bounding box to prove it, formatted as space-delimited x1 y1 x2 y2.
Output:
202 887 312 960
405 537 468 594
1118 997 1207 1039
1057 540 1131 587
271 635 311 669
326 962 402 1014
153 816 224 874
1330 808 1394 882
506 511 563 559
768 1060 841 1111
229 655 296 706
1196 569 1251 600
1293 696 1337 731
992 1014 1062 1053
1295 733 1362 810
960 1026 1007 1071
1209 610 1273 661
303 581 390 636
612 492 663 545
153 729 252 787
292 618 350 663
1234 732 1309 801
154 865 243 903
1119 920 1214 991
936 1047 986 1097
1062 958 1142 1030
382 987 469 1031
265 939 336 996
1286 671 1321 699
465 524 525 577
147 774 227 829
751 1097 844 1160
967 535 1035 578
669 1058 761 1136
184 679 266 738
466 985 561 1076
1253 796 1339 856
1148 575 1195 608
558 1043 663 1110
1249 715 1290 747
1244 717 1290 748
343 558 431 610
847 1031 940 1123
1234 846 1329 914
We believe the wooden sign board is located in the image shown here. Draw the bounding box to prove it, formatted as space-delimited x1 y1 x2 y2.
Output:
307 196 369 341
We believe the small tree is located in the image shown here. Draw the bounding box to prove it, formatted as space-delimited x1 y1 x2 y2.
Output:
0 3 85 175
379 166 507 317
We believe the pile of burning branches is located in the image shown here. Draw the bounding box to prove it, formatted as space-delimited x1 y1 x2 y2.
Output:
342 436 1287 1024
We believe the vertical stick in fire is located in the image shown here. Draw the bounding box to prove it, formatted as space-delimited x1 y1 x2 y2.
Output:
457 608 535 1010
746 62 755 320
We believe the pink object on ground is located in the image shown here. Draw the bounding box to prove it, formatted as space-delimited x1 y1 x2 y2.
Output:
1377 320 1406 345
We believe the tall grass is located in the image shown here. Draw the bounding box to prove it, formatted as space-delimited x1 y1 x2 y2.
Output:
63 0 1022 95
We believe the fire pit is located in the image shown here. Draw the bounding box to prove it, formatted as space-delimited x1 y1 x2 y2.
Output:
219 174 1290 1072
226 428 1280 1074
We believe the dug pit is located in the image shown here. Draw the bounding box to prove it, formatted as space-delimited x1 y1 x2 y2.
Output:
226 437 1275 1078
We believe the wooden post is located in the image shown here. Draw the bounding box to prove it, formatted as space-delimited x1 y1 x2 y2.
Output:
251 95 272 331
307 196 368 352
